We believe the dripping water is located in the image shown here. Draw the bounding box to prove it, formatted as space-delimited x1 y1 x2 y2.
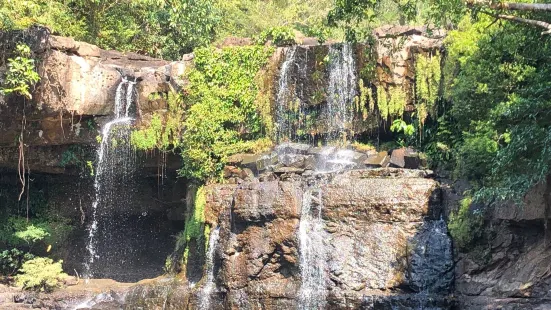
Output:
199 226 221 310
275 46 298 142
84 77 137 280
326 43 357 143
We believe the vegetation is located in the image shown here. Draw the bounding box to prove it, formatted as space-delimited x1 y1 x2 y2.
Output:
15 257 67 291
166 186 207 274
254 26 296 46
131 91 185 151
179 46 274 180
448 197 484 250
0 44 40 99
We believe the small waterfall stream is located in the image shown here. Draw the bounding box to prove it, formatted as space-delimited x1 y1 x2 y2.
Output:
199 227 221 310
326 43 357 141
298 184 328 310
275 46 298 142
84 76 137 280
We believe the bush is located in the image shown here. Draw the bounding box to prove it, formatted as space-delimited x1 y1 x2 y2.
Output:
14 257 67 292
255 26 296 46
448 197 484 250
454 126 498 184
0 249 34 277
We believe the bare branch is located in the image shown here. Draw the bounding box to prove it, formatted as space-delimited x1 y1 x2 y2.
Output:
495 13 551 35
467 0 551 12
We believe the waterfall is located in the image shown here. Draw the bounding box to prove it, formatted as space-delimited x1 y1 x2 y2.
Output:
275 46 298 142
326 43 357 142
199 227 221 310
298 186 328 309
84 77 137 280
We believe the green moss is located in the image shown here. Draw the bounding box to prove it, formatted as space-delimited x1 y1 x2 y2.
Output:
448 196 484 250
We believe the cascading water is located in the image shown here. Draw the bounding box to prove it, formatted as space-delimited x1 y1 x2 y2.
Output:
199 227 221 310
275 46 298 142
84 76 137 280
326 43 357 142
298 183 328 310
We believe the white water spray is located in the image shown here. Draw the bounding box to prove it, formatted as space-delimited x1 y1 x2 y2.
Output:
326 43 357 141
199 227 221 310
84 78 136 280
298 186 328 309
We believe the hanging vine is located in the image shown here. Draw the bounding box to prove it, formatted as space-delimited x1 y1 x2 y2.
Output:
0 43 40 215
414 51 441 127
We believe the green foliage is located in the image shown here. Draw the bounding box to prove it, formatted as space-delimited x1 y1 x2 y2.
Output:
255 26 296 46
14 257 67 292
454 124 498 185
1 44 40 99
0 216 73 252
1 0 336 59
415 52 441 125
179 46 274 180
442 17 551 202
0 0 86 37
14 225 49 245
391 119 415 136
377 85 406 121
448 197 483 250
131 91 185 151
167 186 207 273
216 0 336 44
0 248 35 276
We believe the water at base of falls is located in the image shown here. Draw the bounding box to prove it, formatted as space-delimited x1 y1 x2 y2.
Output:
84 77 137 280
198 227 221 310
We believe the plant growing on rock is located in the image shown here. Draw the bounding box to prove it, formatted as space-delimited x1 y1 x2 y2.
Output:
448 197 484 250
179 45 274 181
0 44 40 100
254 26 296 46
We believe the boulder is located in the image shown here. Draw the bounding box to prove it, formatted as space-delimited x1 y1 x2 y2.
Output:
390 147 421 169
275 142 311 155
364 151 390 167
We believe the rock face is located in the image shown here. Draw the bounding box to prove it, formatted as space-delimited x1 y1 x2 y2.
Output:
195 168 454 309
452 181 551 309
0 27 189 158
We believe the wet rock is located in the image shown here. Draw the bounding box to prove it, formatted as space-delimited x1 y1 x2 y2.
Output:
279 154 306 168
274 166 305 175
308 146 336 156
239 154 261 173
408 220 454 293
256 152 278 171
275 142 311 155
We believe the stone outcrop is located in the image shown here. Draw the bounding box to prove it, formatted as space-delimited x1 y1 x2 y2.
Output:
194 167 453 309
451 181 551 309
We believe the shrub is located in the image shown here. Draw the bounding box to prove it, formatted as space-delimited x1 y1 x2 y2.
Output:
255 26 296 46
0 44 40 100
0 248 34 277
15 257 67 292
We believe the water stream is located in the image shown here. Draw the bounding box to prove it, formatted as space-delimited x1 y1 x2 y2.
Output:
199 227 221 310
326 43 357 142
84 77 137 280
275 46 298 142
298 183 328 310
